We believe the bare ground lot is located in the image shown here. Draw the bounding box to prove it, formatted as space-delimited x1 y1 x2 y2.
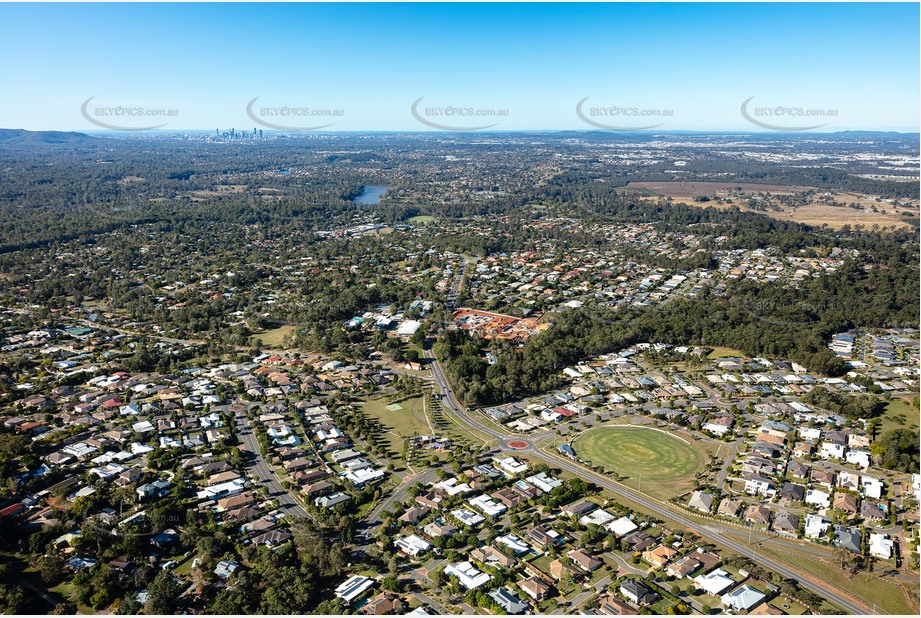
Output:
628 181 918 230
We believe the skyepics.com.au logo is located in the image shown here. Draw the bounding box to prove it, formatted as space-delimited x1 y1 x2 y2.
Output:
576 97 672 130
81 97 179 131
246 96 344 131
740 96 838 131
742 298 852 327
410 97 508 130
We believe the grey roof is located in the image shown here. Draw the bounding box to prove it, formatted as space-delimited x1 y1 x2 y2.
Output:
772 511 800 532
834 526 863 553
688 491 714 512
721 584 766 611
778 482 805 501
489 588 528 614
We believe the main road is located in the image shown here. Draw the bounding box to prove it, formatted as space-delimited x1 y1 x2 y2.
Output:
424 346 869 614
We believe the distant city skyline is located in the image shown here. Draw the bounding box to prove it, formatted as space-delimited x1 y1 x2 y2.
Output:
1 2 918 132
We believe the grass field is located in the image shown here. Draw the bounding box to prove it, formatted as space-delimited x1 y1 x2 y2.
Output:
250 324 296 347
408 215 436 224
360 396 433 463
572 426 707 499
707 346 745 359
756 541 919 615
880 396 919 434
362 396 432 437
628 181 918 230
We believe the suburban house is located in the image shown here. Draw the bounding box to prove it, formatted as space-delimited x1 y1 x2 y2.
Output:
642 544 678 569
619 580 658 606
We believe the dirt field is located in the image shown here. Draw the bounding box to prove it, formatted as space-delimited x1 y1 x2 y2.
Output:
765 202 917 229
186 184 249 201
628 181 918 230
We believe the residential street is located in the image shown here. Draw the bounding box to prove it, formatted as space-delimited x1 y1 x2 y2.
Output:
422 343 871 615
239 418 309 519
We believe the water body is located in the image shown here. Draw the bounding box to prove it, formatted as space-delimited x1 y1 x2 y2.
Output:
352 185 390 205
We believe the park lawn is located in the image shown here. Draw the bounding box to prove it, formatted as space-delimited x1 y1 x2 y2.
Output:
707 346 745 359
880 396 919 434
756 542 918 615
572 426 708 499
1 552 60 613
430 402 497 447
250 324 296 347
361 396 433 464
355 500 376 518
408 215 436 224
361 396 432 438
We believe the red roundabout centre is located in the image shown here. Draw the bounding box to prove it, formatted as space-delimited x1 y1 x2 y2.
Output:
507 440 529 450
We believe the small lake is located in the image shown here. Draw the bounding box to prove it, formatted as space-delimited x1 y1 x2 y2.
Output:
352 185 390 205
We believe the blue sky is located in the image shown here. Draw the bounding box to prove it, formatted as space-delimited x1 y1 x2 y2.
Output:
1 2 918 132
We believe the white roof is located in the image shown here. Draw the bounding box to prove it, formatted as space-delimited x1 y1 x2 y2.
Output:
579 508 616 527
805 489 830 507
495 456 528 475
397 320 422 336
395 534 432 556
131 420 155 433
527 472 562 492
694 568 735 596
445 561 491 590
451 508 485 527
869 533 893 558
804 514 830 538
346 467 385 485
496 534 530 554
605 516 639 537
435 477 473 496
335 575 376 602
468 494 506 517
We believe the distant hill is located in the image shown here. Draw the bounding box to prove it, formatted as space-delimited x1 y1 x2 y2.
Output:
0 128 99 146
